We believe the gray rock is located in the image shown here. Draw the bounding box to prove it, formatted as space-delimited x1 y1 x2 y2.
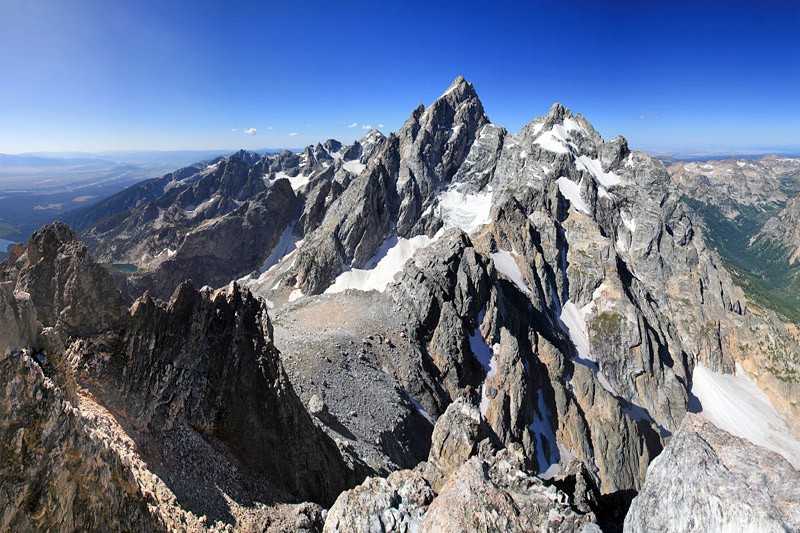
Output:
625 414 800 533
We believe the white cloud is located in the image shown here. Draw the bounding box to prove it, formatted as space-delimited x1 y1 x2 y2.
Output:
361 124 372 130
231 128 239 132
289 132 299 137
347 122 359 128
245 127 257 136
377 123 385 129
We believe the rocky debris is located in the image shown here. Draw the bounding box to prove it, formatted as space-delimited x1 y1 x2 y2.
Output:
323 469 434 533
421 452 596 533
624 414 800 533
425 391 486 490
269 289 434 473
324 394 598 533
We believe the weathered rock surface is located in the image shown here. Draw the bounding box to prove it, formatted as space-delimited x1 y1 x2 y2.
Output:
0 350 167 532
107 281 361 506
324 395 598 533
624 413 800 533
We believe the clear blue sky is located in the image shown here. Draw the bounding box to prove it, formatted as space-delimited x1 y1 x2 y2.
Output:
1 0 798 154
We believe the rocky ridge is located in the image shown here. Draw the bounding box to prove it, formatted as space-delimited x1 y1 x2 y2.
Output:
1 223 364 530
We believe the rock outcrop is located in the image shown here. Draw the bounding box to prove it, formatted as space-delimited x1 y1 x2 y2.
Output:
0 350 167 532
624 414 800 533
324 395 599 533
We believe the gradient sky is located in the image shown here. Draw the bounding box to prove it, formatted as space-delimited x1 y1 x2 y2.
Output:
1 0 798 154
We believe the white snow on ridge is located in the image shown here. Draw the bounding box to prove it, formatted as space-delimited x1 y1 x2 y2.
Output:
576 155 622 188
620 210 637 233
437 186 493 233
490 250 529 294
533 118 584 154
556 177 591 215
692 364 800 469
343 159 366 175
275 171 310 191
534 131 570 154
325 234 435 294
288 288 304 302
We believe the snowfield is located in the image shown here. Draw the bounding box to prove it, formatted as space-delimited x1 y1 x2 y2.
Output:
325 234 434 294
692 364 800 469
436 185 493 233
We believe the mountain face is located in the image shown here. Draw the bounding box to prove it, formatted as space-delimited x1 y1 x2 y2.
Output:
2 78 799 532
668 156 800 322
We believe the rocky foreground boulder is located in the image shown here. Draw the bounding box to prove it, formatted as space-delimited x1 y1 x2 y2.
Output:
624 414 800 533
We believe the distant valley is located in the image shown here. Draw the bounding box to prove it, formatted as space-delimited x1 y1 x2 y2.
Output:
668 156 800 322
0 150 283 255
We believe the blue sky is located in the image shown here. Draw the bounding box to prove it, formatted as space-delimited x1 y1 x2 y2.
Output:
1 0 798 154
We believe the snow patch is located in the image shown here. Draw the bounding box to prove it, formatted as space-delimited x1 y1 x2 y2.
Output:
534 118 584 154
261 222 300 273
184 196 219 217
468 309 492 372
692 364 800 469
491 250 529 294
560 300 618 395
556 177 591 215
288 288 304 302
342 159 366 175
325 234 435 294
276 171 310 191
576 155 622 188
407 395 435 425
560 301 591 359
436 186 493 233
534 130 569 154
621 210 637 233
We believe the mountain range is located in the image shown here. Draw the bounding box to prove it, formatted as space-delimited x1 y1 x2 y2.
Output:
2 76 798 532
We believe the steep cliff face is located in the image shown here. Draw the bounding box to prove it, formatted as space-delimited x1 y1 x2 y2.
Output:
110 281 360 506
1 222 125 339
